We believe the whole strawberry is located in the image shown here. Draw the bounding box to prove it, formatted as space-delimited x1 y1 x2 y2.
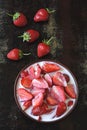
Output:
7 12 27 27
34 8 55 22
7 48 30 61
18 29 40 42
37 37 53 57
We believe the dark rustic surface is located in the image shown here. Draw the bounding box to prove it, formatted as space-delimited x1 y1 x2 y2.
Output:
0 0 87 130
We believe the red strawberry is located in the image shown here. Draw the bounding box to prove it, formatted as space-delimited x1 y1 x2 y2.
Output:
32 102 53 116
67 100 73 107
18 29 40 42
21 77 32 88
20 70 29 78
28 64 41 79
56 102 67 116
31 87 45 96
34 8 55 22
44 73 52 86
65 84 76 98
37 37 53 57
7 48 30 61
51 85 66 102
46 95 58 106
32 93 44 107
63 74 70 83
22 100 32 111
7 12 27 27
17 88 33 102
32 77 49 89
53 72 67 87
42 62 60 73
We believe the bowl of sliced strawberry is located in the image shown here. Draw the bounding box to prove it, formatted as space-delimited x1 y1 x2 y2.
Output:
14 60 79 122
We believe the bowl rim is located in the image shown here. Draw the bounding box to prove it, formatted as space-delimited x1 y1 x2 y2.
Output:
14 59 79 123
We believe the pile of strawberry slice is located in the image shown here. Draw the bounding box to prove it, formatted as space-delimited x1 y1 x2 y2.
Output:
17 62 77 119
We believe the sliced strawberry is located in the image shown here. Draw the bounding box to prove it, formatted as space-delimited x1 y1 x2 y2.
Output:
56 102 67 116
65 84 76 98
67 100 73 106
51 85 66 102
29 64 41 79
42 63 60 73
22 100 32 111
46 95 58 106
34 64 42 78
32 93 44 107
31 87 45 96
44 73 52 86
53 72 67 87
20 70 29 78
32 77 49 89
21 76 32 88
32 102 53 116
63 74 70 83
17 88 33 102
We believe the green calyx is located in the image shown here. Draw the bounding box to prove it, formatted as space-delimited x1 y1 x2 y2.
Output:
19 50 31 59
19 50 23 59
13 12 20 21
18 32 31 42
46 8 56 14
42 37 54 45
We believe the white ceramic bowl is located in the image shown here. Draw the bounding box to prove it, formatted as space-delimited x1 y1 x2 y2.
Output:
14 60 79 123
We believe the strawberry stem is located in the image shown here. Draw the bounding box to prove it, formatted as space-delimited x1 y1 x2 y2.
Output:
46 8 56 14
18 35 24 38
23 52 31 56
6 13 13 17
46 36 54 45
18 32 30 42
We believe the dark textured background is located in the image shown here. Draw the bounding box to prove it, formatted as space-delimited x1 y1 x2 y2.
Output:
0 0 87 130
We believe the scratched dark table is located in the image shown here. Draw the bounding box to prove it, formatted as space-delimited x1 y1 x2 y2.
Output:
0 0 87 130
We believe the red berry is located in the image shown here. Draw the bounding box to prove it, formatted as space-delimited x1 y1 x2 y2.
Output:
56 102 67 116
19 29 40 42
17 88 33 102
7 48 30 61
37 37 54 57
63 74 70 83
65 84 76 98
22 100 32 111
34 8 55 22
53 72 67 87
21 77 32 89
13 12 27 27
7 48 23 61
42 62 60 73
34 8 49 22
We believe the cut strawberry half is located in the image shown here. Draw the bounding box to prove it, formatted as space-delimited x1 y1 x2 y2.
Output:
65 84 76 98
63 74 70 83
32 93 44 108
28 64 41 79
21 76 32 88
22 100 32 111
53 72 67 87
67 100 73 106
32 102 53 116
51 85 66 102
32 77 49 89
20 70 29 78
44 73 52 86
46 95 58 106
42 63 60 73
17 88 33 102
56 102 67 116
31 87 45 96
